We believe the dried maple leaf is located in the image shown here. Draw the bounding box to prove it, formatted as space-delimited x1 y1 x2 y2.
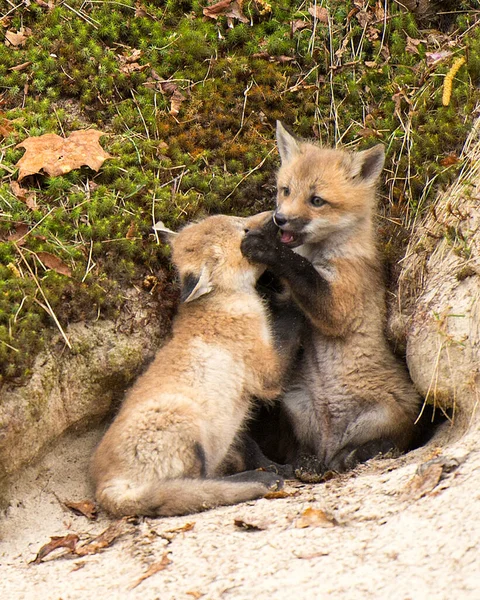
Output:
64 499 98 520
130 553 172 590
308 5 328 23
5 27 32 47
32 534 80 564
203 0 249 24
296 507 337 529
15 130 112 180
36 252 72 277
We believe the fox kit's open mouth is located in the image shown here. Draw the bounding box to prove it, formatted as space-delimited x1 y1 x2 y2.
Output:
280 229 302 248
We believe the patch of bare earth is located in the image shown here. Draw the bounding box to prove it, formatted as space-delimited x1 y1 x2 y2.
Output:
1 417 479 599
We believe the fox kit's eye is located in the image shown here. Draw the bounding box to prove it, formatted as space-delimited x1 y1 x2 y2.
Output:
282 186 290 197
310 196 327 207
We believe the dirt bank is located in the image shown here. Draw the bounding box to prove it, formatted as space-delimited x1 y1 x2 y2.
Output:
1 416 479 600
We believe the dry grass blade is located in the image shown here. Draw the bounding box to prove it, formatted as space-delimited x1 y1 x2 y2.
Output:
14 245 72 349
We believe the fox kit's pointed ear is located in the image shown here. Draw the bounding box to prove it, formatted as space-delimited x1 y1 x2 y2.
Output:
276 121 300 164
153 220 178 242
181 266 213 303
350 144 385 183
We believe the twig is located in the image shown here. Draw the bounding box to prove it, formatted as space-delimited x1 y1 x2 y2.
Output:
15 245 72 349
63 2 99 28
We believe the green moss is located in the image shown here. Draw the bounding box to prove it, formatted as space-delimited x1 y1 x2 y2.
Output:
0 0 479 384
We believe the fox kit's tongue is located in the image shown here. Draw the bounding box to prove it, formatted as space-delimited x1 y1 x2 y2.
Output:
280 230 295 245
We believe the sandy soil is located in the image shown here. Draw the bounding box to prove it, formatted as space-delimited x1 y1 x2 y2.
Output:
1 420 479 600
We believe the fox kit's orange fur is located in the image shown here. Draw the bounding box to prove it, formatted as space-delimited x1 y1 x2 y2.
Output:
242 122 420 472
91 213 284 517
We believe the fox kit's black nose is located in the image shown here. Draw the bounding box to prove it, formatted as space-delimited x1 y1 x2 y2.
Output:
273 212 287 227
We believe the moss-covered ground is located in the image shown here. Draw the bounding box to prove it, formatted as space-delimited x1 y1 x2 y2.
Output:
0 0 479 384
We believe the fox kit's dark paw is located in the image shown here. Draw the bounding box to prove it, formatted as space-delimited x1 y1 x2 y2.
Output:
241 225 281 267
329 439 398 473
293 453 329 483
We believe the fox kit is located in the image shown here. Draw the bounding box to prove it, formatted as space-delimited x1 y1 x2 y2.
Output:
91 213 285 517
241 122 421 472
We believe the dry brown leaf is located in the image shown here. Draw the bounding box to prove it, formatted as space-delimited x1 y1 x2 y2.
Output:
130 553 172 590
440 153 459 167
402 460 445 501
160 521 195 542
0 113 13 138
296 507 337 529
32 533 80 564
5 27 32 47
355 9 372 28
186 592 204 599
9 61 32 72
135 1 148 17
75 519 129 556
10 181 37 208
15 130 112 180
233 517 267 531
125 222 136 239
6 222 29 245
169 89 185 116
308 5 328 23
36 252 72 277
35 0 55 9
64 499 98 520
291 19 310 35
151 79 187 116
264 489 298 499
203 0 249 24
164 522 195 534
120 61 150 75
405 35 422 55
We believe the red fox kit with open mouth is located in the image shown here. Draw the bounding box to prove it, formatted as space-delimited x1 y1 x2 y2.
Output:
91 213 284 517
242 122 421 472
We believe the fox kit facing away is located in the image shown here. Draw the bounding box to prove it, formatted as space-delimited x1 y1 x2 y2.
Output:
241 122 421 472
91 213 284 517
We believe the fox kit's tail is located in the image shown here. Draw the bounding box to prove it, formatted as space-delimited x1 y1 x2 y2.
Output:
97 475 278 517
